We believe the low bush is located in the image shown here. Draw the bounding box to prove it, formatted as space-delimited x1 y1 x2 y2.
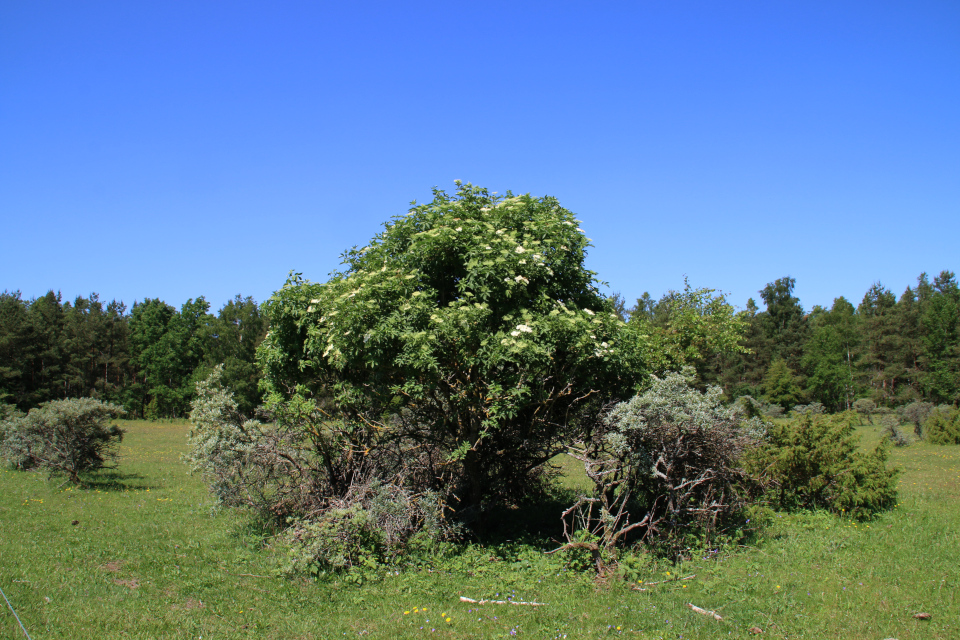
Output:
898 401 934 438
852 398 876 424
186 368 459 574
878 414 909 447
562 370 764 569
792 402 825 416
747 411 899 519
923 406 960 445
0 398 125 483
281 480 457 576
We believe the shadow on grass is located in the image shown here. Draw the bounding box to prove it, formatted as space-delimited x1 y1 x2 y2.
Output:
77 468 155 491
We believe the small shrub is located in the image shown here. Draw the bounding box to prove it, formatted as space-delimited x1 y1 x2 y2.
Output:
733 395 765 419
792 402 825 416
281 479 458 576
747 411 899 519
878 414 909 447
898 401 934 438
923 407 960 445
187 368 461 574
0 398 125 483
852 398 876 425
563 370 763 568
762 404 785 419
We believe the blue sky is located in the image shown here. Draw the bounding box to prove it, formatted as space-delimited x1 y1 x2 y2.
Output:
2 1 958 315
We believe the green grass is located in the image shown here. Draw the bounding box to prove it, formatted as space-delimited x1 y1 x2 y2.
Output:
1 420 958 638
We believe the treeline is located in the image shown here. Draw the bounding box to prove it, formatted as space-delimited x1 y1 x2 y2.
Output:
3 269 956 419
634 270 959 410
0 291 267 418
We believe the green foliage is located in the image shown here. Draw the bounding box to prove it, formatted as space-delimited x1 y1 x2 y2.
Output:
748 412 899 519
623 279 748 381
761 359 805 410
258 182 639 513
759 276 808 371
201 295 269 415
919 271 960 403
801 297 858 412
0 397 125 483
923 406 960 445
130 297 215 419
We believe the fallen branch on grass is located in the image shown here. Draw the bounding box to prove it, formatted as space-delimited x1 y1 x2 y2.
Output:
643 574 696 586
687 603 722 621
459 596 546 607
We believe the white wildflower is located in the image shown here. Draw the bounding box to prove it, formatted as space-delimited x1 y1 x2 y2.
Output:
576 228 585 233
510 330 520 337
515 246 525 253
514 275 529 284
515 324 533 333
455 227 462 232
519 260 526 265
584 309 595 316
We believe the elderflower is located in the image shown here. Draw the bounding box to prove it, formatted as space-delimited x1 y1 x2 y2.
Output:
515 246 525 253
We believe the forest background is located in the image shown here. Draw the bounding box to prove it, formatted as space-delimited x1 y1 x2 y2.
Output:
2 268 957 419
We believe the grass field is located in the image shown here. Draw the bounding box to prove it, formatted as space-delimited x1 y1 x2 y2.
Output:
1 419 958 639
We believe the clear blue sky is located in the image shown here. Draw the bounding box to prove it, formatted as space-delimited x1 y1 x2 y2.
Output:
2 1 958 315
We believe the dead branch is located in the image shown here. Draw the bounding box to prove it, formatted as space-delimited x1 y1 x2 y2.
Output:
459 596 546 607
643 574 696 586
687 603 722 621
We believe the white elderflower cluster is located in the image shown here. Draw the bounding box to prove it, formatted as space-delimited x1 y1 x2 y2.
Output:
510 323 534 337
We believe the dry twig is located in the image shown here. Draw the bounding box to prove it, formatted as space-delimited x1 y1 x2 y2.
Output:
459 596 546 607
687 603 723 621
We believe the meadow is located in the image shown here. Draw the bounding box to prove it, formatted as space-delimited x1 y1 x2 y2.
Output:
1 420 957 639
